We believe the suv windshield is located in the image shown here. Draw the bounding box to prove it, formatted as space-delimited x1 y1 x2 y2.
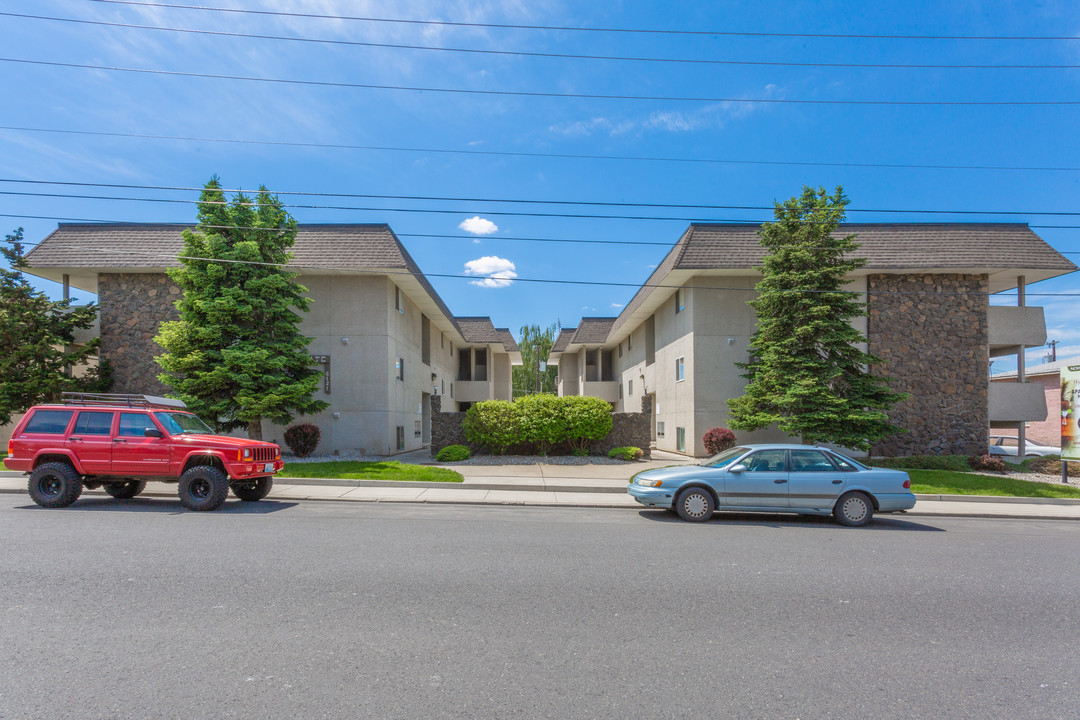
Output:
700 446 750 468
154 412 215 436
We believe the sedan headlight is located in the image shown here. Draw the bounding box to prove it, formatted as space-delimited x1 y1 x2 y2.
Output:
636 476 663 487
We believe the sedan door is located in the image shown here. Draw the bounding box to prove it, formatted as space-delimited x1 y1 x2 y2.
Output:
723 449 789 508
788 449 847 509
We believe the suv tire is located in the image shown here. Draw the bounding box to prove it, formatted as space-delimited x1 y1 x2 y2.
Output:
178 465 229 511
103 480 147 499
28 462 83 508
231 477 273 502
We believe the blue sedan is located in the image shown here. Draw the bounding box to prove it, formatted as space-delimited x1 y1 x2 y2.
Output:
628 444 916 526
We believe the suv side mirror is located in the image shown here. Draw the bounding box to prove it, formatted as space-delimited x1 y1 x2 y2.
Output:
144 428 163 438
729 463 746 473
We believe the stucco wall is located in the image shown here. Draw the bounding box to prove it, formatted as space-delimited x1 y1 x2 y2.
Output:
868 273 989 456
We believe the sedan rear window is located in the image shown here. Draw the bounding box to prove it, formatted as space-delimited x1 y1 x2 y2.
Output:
24 410 74 434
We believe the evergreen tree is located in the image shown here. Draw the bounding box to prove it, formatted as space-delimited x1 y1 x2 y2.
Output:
726 186 906 450
0 228 110 424
155 178 327 438
513 322 559 396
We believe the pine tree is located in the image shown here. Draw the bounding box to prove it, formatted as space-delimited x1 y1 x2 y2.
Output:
155 178 327 437
0 228 111 424
726 186 906 450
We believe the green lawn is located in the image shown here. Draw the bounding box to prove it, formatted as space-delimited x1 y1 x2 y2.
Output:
908 469 1080 499
280 460 463 483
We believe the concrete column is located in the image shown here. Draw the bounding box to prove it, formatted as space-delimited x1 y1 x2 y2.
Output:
1017 275 1026 458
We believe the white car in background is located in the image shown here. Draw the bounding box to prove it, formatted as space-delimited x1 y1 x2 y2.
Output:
988 435 1060 458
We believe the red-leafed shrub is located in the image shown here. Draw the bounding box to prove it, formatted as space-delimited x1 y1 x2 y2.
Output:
703 427 737 455
284 423 321 458
968 454 1007 473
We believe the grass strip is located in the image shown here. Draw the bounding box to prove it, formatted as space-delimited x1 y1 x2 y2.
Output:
281 460 463 483
908 469 1080 499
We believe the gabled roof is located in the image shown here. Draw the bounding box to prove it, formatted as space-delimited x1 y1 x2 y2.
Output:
549 318 616 355
455 317 519 352
612 222 1077 338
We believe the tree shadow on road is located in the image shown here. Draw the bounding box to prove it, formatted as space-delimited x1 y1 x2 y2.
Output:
637 509 945 531
15 497 298 514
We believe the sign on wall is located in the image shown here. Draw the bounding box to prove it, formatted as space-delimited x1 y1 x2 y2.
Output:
310 355 331 394
1061 365 1080 461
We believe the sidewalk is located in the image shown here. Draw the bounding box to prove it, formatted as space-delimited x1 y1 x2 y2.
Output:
2 469 1080 519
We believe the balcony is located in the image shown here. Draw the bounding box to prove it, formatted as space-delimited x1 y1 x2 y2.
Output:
581 380 620 403
455 380 492 403
989 306 1046 358
989 382 1048 424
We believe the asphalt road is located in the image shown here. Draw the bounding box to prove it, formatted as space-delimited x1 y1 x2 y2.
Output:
1 495 1078 720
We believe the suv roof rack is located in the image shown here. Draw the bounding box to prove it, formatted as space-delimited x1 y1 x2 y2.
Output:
60 392 188 410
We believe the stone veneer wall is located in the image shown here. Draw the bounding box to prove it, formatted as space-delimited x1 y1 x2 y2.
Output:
98 273 180 395
868 273 989 456
430 395 653 458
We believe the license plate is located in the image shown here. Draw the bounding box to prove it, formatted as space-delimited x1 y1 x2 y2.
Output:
264 463 275 472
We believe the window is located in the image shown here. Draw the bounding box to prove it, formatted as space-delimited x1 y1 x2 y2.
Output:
396 358 404 381
421 315 431 366
744 450 788 472
24 410 73 434
618 343 623 358
474 348 488 382
619 382 623 399
676 426 685 452
627 333 632 351
395 287 404 314
790 449 838 473
73 411 113 436
450 382 454 398
442 379 446 396
675 357 685 382
675 288 685 314
396 426 405 450
441 333 445 349
119 413 158 437
657 421 665 438
628 379 633 396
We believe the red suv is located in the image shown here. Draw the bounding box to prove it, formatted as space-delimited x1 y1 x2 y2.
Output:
4 393 284 511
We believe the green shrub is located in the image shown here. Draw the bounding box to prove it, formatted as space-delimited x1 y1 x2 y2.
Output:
703 427 737 455
609 446 644 461
283 423 321 458
436 444 471 462
868 455 971 471
462 400 521 454
561 395 614 453
516 394 567 455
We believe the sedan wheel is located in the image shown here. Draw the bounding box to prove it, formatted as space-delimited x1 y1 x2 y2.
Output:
833 491 874 527
675 488 715 523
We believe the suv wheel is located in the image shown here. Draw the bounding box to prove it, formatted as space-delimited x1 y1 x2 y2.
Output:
231 477 273 502
103 480 147 499
178 465 229 511
28 462 83 508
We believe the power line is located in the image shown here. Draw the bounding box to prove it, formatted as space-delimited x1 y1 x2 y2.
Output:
7 11 1078 70
5 57 1077 106
4 179 1080 217
12 239 1074 298
5 125 1078 173
80 0 1080 42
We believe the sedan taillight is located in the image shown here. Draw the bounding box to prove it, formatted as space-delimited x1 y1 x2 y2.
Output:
903 479 911 489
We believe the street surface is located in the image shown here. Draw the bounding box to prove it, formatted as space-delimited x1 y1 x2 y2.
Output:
1 495 1078 719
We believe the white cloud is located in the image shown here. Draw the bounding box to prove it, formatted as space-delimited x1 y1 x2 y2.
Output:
610 302 623 309
464 255 517 288
459 216 499 235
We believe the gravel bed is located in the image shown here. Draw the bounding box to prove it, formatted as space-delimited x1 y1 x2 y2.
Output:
1001 471 1080 488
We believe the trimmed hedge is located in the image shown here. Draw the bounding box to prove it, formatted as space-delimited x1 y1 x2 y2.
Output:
436 444 471 462
868 455 972 471
609 446 644 461
283 423 321 458
462 394 613 455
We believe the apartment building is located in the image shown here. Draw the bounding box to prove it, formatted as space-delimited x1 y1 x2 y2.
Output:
551 223 1075 457
24 223 519 455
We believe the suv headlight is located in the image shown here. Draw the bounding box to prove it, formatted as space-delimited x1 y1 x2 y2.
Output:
242 448 252 459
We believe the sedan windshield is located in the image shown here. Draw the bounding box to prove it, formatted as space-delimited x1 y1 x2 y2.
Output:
154 412 215 436
700 446 750 468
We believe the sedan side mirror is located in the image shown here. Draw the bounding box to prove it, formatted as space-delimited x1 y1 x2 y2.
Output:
729 463 746 473
144 428 163 438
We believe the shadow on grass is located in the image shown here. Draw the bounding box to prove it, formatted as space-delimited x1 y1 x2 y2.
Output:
16 497 298 514
637 509 945 532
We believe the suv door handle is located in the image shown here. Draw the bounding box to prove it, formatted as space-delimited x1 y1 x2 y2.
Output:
68 437 81 442
773 478 787 484
113 439 127 443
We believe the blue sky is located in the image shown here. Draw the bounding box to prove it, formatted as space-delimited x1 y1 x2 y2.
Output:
2 0 1079 373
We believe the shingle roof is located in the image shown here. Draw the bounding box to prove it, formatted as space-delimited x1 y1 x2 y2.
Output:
25 222 459 329
550 319 615 352
551 328 575 353
456 317 519 352
614 222 1077 336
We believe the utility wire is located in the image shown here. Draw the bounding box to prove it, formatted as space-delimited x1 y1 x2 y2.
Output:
80 0 1080 42
7 11 1077 70
4 179 1080 217
4 125 1078 173
11 239 1071 298
4 57 1076 106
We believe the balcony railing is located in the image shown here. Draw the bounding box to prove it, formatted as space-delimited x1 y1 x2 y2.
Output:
988 306 1046 358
